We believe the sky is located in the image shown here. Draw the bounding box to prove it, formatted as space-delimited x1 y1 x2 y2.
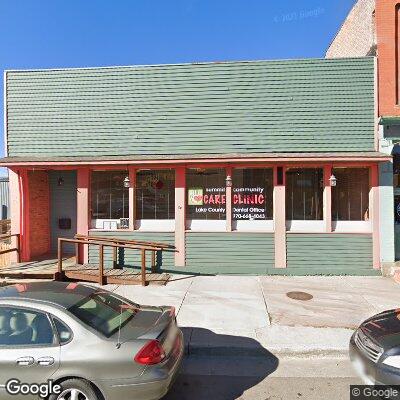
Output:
0 0 357 169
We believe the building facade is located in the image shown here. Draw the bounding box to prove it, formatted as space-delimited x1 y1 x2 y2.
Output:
0 57 390 275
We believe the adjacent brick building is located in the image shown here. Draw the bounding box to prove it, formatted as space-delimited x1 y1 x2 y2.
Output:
328 0 400 265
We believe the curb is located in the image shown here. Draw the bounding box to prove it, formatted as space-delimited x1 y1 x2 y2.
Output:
185 343 349 359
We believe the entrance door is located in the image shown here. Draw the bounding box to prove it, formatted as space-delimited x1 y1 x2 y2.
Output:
49 171 77 254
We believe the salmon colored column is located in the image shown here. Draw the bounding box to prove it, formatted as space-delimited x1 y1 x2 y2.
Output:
370 164 381 270
274 166 286 268
9 169 22 263
323 165 333 233
175 166 186 267
77 167 90 264
226 167 232 232
20 169 30 261
128 167 136 231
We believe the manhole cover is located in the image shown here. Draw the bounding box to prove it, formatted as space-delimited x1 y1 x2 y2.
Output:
286 291 313 301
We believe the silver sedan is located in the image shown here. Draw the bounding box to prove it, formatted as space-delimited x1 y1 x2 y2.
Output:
0 281 184 400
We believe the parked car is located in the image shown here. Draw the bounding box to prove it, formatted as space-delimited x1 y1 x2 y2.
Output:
0 281 184 400
350 309 400 385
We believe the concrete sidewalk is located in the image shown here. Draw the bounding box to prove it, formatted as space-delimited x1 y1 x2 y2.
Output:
107 275 400 357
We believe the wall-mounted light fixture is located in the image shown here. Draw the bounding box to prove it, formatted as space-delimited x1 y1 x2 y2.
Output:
329 174 337 187
57 177 64 186
123 176 130 188
225 175 232 187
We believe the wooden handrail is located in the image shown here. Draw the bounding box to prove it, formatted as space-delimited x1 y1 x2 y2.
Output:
0 233 20 263
74 234 175 274
75 234 176 251
66 237 163 251
58 237 158 286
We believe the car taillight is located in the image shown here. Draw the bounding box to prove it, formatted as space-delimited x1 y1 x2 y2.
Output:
134 340 166 365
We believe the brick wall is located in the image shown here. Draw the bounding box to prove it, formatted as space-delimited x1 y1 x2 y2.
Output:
376 0 400 116
326 0 376 58
28 171 50 258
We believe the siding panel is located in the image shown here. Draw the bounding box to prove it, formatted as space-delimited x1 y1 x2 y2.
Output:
6 58 375 156
286 234 373 273
185 232 274 274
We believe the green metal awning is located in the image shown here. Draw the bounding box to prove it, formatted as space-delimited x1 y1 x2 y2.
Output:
379 117 400 126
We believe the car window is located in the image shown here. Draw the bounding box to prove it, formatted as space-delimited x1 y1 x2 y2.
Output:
0 307 55 346
53 318 73 344
68 292 138 337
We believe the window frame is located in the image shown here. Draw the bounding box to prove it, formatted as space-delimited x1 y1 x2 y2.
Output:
134 168 176 232
331 167 372 233
231 167 274 232
85 164 374 235
285 167 324 232
186 167 228 232
89 170 130 231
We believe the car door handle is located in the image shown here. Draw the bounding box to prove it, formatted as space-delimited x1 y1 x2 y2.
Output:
37 357 54 366
16 357 34 366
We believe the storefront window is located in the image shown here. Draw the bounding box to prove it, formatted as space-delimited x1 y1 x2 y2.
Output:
91 171 129 229
186 168 226 223
332 168 369 221
135 170 175 220
286 168 323 220
232 168 273 221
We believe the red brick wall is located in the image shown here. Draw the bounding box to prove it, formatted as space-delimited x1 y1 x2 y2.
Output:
376 0 400 116
28 171 50 258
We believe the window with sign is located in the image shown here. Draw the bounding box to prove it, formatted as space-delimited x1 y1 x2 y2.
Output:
135 170 175 223
286 168 323 221
232 168 273 223
186 169 226 225
91 171 129 230
332 168 370 221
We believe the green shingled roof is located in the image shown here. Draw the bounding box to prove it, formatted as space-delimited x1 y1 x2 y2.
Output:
5 57 376 157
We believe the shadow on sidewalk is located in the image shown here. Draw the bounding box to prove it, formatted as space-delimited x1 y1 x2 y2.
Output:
163 328 279 400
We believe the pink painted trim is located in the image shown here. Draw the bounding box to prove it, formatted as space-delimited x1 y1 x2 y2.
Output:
225 166 232 232
20 170 30 261
323 165 333 233
175 166 186 267
128 167 136 231
374 57 380 151
0 156 392 168
77 167 90 264
8 169 21 263
370 165 381 270
273 166 287 268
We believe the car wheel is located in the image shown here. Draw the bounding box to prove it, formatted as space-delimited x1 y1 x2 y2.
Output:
50 379 99 400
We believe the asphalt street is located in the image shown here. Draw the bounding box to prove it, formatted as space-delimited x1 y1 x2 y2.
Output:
163 355 363 400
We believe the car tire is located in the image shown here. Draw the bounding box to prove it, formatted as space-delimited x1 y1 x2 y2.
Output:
49 378 99 400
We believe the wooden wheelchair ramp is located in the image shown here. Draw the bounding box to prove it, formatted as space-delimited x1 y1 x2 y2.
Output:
0 235 174 286
56 235 175 286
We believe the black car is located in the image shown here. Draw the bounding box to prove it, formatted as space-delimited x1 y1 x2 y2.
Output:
350 309 400 385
